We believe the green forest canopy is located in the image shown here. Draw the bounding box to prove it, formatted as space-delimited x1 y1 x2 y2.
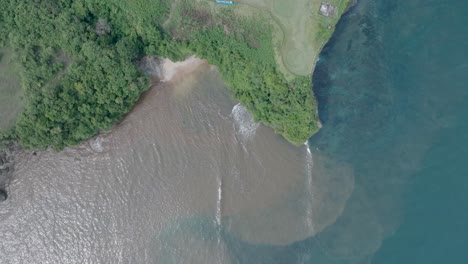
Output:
0 0 320 149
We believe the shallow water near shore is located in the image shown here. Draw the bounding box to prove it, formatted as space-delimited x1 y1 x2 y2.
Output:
0 62 352 262
1 0 468 262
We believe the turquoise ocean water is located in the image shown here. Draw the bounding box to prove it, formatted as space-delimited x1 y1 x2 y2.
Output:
2 0 466 263
227 0 468 263
311 0 468 262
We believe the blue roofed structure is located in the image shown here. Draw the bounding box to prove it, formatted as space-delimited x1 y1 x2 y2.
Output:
216 0 234 5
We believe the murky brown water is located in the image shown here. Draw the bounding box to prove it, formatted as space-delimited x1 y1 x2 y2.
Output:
0 63 353 263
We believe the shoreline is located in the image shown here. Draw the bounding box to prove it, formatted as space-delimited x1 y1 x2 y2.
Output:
0 143 18 201
2 0 353 149
139 55 207 84
160 56 206 82
0 56 207 202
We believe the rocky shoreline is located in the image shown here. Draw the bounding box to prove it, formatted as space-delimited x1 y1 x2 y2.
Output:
0 143 18 202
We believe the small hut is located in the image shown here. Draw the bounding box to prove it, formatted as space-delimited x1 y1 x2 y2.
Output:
216 0 234 5
319 2 337 17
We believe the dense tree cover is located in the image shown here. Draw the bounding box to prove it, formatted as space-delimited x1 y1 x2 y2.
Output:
0 0 319 148
169 2 319 144
0 0 161 149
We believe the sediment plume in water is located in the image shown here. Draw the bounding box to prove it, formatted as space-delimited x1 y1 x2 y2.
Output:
0 58 354 262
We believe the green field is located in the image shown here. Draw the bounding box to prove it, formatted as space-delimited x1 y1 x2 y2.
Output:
0 48 23 131
0 0 349 148
191 0 351 78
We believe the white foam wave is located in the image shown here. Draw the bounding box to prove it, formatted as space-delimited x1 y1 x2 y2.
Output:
304 142 314 232
216 175 223 227
231 103 259 140
89 135 106 153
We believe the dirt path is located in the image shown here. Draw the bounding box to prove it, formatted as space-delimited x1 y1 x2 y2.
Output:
163 0 180 28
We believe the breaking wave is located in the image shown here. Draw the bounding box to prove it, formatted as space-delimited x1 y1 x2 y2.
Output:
231 103 259 140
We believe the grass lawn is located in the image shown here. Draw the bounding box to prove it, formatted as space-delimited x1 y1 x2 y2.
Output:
0 48 23 131
167 0 350 79
236 0 350 77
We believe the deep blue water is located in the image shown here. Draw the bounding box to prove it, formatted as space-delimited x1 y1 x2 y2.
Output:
226 0 468 263
307 0 468 262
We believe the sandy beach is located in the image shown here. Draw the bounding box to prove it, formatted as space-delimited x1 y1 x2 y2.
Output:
139 55 206 84
160 56 205 82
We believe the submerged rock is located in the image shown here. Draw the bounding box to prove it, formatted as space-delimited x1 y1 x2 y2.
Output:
0 189 6 202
